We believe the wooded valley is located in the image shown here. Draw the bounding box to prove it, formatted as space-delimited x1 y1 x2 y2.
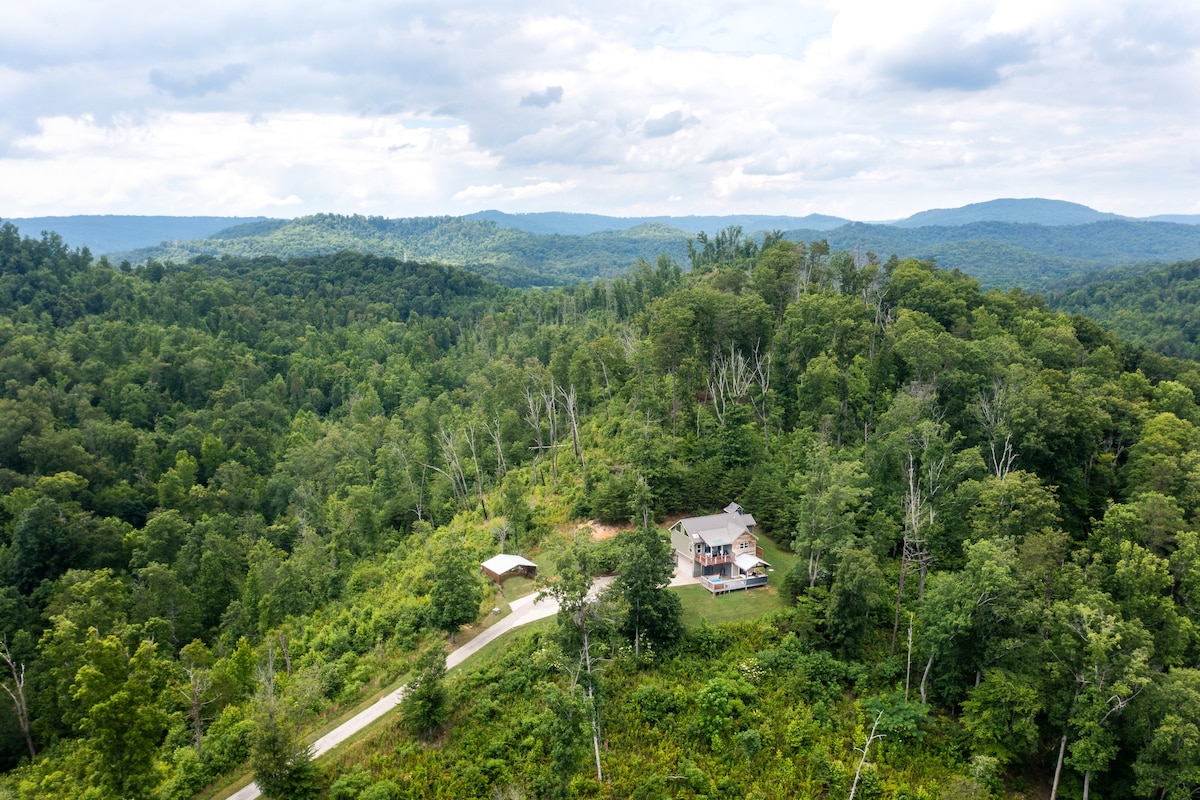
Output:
2 220 1200 798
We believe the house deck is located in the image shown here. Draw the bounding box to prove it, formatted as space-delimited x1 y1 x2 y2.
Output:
700 574 768 595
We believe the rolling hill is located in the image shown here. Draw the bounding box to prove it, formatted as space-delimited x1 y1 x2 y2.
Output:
16 199 1200 291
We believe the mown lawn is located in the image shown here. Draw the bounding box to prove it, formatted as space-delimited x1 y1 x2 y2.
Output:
673 583 785 625
672 534 797 627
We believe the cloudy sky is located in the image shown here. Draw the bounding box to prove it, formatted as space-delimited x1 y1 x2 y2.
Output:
2 0 1198 220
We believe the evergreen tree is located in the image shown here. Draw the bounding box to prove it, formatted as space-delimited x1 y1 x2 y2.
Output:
250 652 320 800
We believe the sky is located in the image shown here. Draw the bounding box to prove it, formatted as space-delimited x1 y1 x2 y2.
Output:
2 0 1198 221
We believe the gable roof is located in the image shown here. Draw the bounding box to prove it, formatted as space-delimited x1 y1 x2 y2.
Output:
677 511 757 546
481 554 537 575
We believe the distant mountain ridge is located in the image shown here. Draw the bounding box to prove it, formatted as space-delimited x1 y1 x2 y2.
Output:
891 198 1125 228
465 210 851 235
1 214 269 254
8 199 1200 291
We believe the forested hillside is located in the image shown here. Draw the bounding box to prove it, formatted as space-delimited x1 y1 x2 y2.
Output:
112 212 1200 293
3 221 1200 799
1048 259 1200 360
113 214 693 288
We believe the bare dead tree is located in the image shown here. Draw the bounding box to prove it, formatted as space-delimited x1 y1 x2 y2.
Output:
707 344 755 426
904 612 915 702
889 384 948 655
524 386 544 485
848 710 885 800
278 630 292 677
435 427 471 509
483 415 507 483
974 379 1018 481
0 639 34 759
541 383 560 487
465 422 488 517
559 384 585 472
384 443 425 520
749 342 773 454
178 661 214 756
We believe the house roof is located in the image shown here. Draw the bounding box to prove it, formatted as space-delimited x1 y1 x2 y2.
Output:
481 554 537 575
678 511 757 546
735 553 772 573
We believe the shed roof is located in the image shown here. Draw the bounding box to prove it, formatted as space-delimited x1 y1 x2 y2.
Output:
735 553 772 573
481 554 537 575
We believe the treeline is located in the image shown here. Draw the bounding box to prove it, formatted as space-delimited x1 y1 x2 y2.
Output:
2 219 1200 797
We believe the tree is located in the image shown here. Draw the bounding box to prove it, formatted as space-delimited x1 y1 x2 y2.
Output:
401 647 448 740
961 669 1043 765
176 639 215 756
825 546 883 658
250 649 320 800
613 521 682 655
70 633 170 798
8 496 73 594
1045 595 1154 800
541 534 606 782
0 636 35 759
791 441 871 589
916 538 1017 705
429 545 483 644
1131 668 1200 799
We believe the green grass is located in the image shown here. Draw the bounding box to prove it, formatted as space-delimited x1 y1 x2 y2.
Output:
673 583 786 626
757 533 799 575
672 534 797 627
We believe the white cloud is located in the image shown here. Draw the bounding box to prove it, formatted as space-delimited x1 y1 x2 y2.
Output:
1 0 1198 219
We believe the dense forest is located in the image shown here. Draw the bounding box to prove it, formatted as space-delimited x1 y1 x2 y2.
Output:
113 215 694 288
1048 259 1200 360
2 219 1200 799
110 211 1200 293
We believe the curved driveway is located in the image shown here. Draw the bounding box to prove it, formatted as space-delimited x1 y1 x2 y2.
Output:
224 585 579 800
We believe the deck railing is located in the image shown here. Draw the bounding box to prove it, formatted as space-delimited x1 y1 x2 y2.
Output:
695 552 734 567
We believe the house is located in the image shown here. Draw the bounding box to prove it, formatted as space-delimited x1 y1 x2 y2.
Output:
481 554 538 585
670 503 771 593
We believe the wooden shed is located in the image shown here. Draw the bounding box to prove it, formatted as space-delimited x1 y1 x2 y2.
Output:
481 554 538 585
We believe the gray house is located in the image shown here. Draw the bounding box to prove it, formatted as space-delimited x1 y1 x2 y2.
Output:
670 503 770 593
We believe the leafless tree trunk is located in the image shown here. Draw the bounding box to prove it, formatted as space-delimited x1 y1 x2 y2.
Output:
559 384 584 472
178 663 214 755
975 380 1018 480
904 613 914 702
0 640 34 759
542 384 559 487
434 427 470 509
708 344 754 426
1050 733 1067 800
465 422 488 517
919 649 935 704
848 710 884 800
484 415 507 483
750 344 772 455
525 386 544 485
